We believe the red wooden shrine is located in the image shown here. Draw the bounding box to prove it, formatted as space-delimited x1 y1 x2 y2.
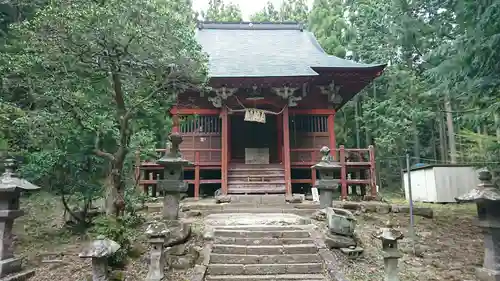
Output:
137 22 386 199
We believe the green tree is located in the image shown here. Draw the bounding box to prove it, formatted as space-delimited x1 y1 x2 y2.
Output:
202 0 243 22
308 0 352 58
250 1 280 22
250 0 308 23
5 0 207 216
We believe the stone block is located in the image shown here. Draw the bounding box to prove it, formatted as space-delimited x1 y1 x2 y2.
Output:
391 205 434 218
208 264 244 275
340 246 364 259
215 196 231 204
0 269 35 281
0 258 22 278
324 232 356 249
282 244 318 255
285 263 323 274
326 208 356 237
285 195 303 204
244 264 287 275
476 267 500 281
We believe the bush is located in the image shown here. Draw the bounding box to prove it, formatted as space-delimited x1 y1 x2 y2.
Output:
90 216 135 268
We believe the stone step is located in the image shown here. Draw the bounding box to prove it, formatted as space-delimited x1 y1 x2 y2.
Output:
214 237 315 246
182 203 299 211
205 274 326 281
214 229 311 239
207 263 323 275
211 244 318 255
210 253 322 264
214 225 305 231
229 195 286 204
201 208 318 217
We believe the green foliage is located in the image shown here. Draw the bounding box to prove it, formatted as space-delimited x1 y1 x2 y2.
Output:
90 216 137 267
202 0 243 22
0 0 207 215
308 0 350 57
250 0 308 23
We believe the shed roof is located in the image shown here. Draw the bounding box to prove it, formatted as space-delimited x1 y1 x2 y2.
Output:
196 22 385 78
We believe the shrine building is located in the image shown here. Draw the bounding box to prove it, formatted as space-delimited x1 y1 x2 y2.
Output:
138 22 386 200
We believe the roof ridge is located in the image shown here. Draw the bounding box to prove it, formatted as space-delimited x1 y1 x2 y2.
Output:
198 21 304 31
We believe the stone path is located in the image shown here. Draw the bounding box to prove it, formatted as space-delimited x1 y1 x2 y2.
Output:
203 213 334 281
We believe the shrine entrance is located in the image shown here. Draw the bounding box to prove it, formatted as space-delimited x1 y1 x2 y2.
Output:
229 113 280 164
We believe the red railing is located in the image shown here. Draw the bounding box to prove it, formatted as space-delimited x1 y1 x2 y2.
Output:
136 148 222 197
136 145 376 199
290 145 376 199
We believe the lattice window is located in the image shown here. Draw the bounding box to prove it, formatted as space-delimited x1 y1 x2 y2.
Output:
180 115 221 134
289 115 328 133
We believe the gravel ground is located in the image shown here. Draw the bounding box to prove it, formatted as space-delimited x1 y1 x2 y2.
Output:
14 193 483 281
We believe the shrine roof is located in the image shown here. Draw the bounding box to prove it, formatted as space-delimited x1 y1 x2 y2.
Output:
196 21 385 78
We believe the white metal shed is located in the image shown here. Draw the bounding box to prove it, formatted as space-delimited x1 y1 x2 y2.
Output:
402 164 480 203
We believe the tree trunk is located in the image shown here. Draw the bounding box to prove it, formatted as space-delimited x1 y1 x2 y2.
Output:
354 96 361 148
444 94 457 163
438 112 448 162
411 120 420 163
104 158 126 217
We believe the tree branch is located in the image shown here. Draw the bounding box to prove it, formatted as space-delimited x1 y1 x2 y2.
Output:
94 131 115 160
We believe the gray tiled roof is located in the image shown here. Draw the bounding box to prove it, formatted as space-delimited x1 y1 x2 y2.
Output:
196 22 384 78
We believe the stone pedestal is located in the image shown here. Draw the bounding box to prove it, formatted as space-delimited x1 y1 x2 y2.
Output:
373 221 404 281
312 146 341 209
456 169 500 281
317 181 339 209
156 133 192 221
0 159 40 280
145 222 169 281
158 181 188 220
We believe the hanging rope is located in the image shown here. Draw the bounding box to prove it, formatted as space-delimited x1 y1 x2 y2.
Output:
225 96 287 115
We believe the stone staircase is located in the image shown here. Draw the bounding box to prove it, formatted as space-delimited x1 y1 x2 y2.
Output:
228 164 286 194
205 225 328 281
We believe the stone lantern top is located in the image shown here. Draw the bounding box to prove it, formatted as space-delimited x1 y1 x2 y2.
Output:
372 221 404 242
79 235 120 258
311 146 342 170
145 221 170 238
455 169 500 202
0 158 41 192
156 133 193 167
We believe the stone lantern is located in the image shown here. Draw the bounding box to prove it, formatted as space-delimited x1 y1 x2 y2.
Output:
0 158 40 280
145 221 170 281
311 146 342 209
373 221 404 281
79 236 120 281
156 132 192 221
456 169 500 281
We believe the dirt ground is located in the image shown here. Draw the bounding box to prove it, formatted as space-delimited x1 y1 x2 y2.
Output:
14 193 482 281
327 200 482 281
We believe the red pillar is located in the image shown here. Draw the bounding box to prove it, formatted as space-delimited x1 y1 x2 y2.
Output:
277 114 283 163
282 106 292 195
221 107 229 195
328 111 336 160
